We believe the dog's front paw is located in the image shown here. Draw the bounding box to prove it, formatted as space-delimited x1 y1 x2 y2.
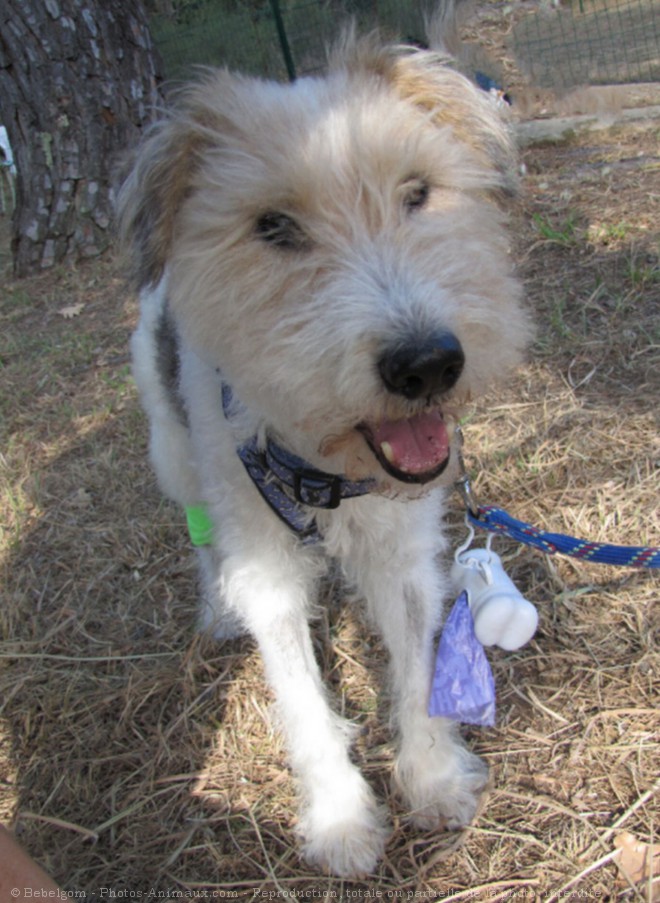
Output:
299 780 390 877
395 733 489 831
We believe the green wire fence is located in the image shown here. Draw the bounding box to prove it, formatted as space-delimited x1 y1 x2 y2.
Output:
150 0 660 88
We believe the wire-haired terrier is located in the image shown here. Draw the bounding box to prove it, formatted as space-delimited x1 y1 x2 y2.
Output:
119 29 531 877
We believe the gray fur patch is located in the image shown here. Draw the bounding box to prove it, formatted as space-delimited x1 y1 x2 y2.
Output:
155 302 187 425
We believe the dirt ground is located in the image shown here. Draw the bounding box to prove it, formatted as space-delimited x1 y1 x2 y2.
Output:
1 28 659 903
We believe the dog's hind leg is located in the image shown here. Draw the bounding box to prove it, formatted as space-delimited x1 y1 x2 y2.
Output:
340 493 489 832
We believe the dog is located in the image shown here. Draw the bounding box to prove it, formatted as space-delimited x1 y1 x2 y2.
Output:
118 28 532 877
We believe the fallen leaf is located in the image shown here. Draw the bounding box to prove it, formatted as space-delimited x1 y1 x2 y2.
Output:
615 831 660 898
71 488 93 507
59 303 85 319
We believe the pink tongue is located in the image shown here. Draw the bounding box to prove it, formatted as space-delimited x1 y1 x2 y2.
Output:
372 411 449 475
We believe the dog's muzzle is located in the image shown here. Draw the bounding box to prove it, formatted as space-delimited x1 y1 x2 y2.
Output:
359 331 464 484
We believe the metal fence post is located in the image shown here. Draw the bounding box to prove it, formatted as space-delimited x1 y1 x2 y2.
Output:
269 0 296 81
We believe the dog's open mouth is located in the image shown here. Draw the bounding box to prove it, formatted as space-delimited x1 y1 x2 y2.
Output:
358 410 451 484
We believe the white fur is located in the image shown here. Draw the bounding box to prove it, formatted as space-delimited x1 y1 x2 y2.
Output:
121 38 532 877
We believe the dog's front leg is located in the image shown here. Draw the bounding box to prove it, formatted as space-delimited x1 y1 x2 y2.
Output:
219 536 390 877
341 494 489 832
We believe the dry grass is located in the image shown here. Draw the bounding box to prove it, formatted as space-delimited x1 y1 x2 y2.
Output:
1 121 659 899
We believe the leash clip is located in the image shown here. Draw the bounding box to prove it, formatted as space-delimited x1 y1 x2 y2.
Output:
454 426 480 518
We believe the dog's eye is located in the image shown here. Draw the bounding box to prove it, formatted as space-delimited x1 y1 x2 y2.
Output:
402 179 430 213
255 212 309 250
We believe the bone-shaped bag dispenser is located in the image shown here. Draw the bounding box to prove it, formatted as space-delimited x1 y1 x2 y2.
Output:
451 547 538 651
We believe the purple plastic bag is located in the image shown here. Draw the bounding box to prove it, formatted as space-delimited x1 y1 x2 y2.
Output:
428 591 496 726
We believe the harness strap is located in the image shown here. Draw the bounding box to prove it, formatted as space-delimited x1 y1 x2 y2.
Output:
468 505 660 568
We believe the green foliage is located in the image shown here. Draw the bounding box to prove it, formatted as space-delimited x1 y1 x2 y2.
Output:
151 3 287 81
150 0 430 82
532 212 579 247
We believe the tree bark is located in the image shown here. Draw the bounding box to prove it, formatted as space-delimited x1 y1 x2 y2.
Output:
0 0 163 276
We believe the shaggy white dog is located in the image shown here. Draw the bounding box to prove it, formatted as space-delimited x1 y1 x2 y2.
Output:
119 32 531 877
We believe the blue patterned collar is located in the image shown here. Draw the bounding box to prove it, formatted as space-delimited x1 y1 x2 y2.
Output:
222 385 375 544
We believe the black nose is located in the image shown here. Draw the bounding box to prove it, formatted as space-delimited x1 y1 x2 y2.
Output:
378 332 465 400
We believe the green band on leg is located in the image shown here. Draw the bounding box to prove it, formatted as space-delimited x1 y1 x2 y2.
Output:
185 504 214 547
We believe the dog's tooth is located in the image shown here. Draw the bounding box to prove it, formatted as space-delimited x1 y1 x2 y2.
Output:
380 441 395 464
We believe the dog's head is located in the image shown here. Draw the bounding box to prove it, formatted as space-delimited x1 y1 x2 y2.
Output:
119 38 532 491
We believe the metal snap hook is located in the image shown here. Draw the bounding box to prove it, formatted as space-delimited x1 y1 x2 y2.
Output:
454 425 480 518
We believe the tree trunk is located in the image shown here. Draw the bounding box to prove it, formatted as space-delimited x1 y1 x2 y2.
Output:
0 0 163 276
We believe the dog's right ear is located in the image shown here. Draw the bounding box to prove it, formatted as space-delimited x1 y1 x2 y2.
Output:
117 114 193 289
117 80 233 289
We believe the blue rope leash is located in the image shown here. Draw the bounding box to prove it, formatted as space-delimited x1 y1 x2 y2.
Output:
467 505 660 568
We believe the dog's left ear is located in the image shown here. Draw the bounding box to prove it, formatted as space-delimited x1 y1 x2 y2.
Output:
338 36 518 200
391 51 518 199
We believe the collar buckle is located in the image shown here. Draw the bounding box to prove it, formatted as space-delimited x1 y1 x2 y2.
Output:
293 470 342 509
